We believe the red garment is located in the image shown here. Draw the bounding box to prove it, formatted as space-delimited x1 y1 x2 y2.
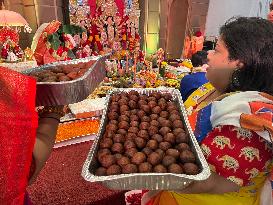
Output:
0 67 38 204
201 125 272 186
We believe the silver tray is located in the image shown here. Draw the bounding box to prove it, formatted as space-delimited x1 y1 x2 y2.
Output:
23 55 108 106
82 88 210 190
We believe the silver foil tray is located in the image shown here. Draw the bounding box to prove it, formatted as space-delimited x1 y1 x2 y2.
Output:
82 88 210 190
23 55 108 106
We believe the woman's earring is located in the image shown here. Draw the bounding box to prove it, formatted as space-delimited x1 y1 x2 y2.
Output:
230 68 241 90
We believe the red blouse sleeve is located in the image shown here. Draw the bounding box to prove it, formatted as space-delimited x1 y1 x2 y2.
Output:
200 125 272 186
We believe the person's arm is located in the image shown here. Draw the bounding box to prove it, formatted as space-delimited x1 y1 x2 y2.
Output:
178 172 239 194
28 107 64 184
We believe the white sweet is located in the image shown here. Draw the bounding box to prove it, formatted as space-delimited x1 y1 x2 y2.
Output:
69 97 106 114
6 52 18 62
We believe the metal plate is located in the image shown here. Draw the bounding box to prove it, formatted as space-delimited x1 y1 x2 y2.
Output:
82 88 210 190
23 55 108 106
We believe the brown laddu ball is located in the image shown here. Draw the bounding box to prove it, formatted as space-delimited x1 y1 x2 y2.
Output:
169 114 181 122
163 93 172 101
150 114 159 120
109 120 119 125
95 167 107 176
141 105 151 114
157 117 166 124
173 120 184 129
109 104 119 112
148 101 157 109
129 90 139 96
122 163 138 174
166 149 180 159
139 122 150 130
183 163 199 175
111 143 124 154
108 112 118 120
152 106 162 114
147 152 161 165
141 116 151 122
159 127 171 136
176 143 190 152
122 110 131 117
168 164 183 174
142 147 153 156
137 110 146 118
139 162 153 173
162 155 176 167
114 153 123 160
150 120 159 127
130 121 139 127
152 134 163 143
124 140 136 150
159 141 172 151
111 94 121 102
138 130 149 140
99 155 116 168
164 133 176 145
128 126 139 134
167 101 176 107
151 92 161 100
99 138 113 149
147 96 157 102
120 105 130 112
106 165 121 175
129 94 139 101
128 100 137 109
118 121 130 130
170 109 180 115
125 148 138 158
134 137 146 149
160 119 172 128
131 152 147 165
97 148 111 161
126 133 137 140
155 149 165 159
139 94 148 101
138 99 148 107
153 164 167 173
158 101 167 110
167 105 178 112
146 139 158 150
180 150 196 163
160 111 169 118
113 134 125 143
118 98 128 106
119 115 129 122
148 126 159 136
176 132 189 144
106 123 118 132
117 129 127 135
130 115 139 122
131 109 139 115
173 128 185 136
117 156 131 167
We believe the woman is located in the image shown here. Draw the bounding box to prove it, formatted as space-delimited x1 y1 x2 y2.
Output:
142 17 273 205
180 51 209 101
0 66 65 204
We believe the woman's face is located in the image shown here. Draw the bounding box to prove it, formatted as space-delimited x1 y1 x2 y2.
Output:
206 38 240 92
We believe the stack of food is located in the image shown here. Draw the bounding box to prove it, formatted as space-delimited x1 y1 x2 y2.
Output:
95 90 200 176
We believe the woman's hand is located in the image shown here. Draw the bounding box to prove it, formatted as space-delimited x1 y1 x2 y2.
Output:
176 172 240 194
29 105 67 184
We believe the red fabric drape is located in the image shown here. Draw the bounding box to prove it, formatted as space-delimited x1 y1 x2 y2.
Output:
0 67 38 204
88 0 97 17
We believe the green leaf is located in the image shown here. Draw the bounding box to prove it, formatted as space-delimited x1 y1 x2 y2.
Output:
49 33 61 50
67 50 76 59
60 24 86 35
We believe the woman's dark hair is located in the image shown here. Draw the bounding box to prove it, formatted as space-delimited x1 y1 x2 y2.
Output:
191 51 208 67
220 17 273 95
